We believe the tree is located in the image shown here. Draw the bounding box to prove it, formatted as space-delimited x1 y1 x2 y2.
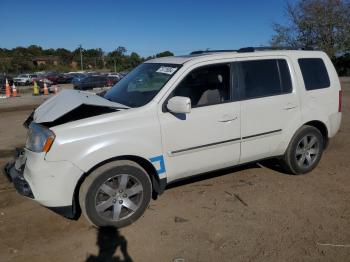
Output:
129 52 142 68
271 0 350 58
0 45 174 73
155 51 174 58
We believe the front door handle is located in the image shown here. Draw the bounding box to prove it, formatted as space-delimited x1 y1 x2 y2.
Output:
219 115 238 122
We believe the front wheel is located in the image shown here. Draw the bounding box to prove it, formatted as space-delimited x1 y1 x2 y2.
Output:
79 160 152 228
281 125 324 175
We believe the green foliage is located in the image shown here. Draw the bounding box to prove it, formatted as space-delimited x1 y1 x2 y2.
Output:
156 51 174 58
0 45 173 74
333 54 350 76
271 0 350 75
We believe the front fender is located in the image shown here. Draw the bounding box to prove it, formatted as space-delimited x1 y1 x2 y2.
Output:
45 106 166 179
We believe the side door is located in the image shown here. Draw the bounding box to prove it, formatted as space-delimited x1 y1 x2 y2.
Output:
158 62 241 182
236 57 301 163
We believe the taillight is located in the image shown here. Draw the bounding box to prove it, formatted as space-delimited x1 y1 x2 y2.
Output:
339 90 342 112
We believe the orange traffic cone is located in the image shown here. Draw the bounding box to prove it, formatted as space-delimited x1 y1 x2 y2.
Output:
54 85 59 94
5 78 11 98
12 83 18 97
43 82 49 95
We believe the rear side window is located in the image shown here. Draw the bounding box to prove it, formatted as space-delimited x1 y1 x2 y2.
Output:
237 59 292 99
298 58 330 90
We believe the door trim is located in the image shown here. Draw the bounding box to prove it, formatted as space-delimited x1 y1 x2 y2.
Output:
168 129 282 157
168 137 241 157
242 129 282 142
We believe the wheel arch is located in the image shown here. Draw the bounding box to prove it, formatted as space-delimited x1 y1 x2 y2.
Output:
303 120 329 149
72 155 166 218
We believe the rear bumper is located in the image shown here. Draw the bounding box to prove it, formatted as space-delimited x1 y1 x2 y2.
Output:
328 112 342 138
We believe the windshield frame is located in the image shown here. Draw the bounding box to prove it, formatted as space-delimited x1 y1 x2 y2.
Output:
104 63 182 108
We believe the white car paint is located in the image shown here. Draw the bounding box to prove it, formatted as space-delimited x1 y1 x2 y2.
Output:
13 74 34 85
33 89 129 123
12 50 342 209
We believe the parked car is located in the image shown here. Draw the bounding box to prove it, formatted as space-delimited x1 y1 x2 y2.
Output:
119 71 129 78
73 75 108 90
37 80 53 93
36 72 66 84
107 75 120 86
5 48 342 228
13 74 36 86
61 73 74 84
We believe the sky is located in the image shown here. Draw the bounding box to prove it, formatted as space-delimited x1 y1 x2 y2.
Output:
0 0 291 56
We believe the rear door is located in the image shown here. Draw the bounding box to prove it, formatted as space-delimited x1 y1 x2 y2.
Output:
236 57 301 163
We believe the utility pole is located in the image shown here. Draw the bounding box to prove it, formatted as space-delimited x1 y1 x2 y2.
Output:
79 44 83 71
114 58 117 73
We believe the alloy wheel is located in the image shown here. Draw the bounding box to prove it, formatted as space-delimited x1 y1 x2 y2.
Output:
94 174 143 222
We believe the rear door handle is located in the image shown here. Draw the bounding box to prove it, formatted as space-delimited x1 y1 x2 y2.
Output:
219 115 238 122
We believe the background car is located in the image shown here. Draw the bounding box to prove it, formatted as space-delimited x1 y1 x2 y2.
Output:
13 74 35 86
119 71 129 78
73 75 108 90
36 72 66 84
107 75 120 86
37 79 53 92
62 73 77 83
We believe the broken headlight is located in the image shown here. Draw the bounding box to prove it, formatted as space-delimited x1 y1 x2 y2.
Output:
25 123 55 153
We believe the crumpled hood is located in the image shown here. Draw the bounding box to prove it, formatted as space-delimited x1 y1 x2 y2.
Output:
33 89 128 124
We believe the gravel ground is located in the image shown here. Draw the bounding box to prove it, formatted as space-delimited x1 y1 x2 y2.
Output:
0 78 349 262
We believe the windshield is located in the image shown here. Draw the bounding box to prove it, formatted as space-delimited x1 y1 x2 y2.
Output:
104 63 180 107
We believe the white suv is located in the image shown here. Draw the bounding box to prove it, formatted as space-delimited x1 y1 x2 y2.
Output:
5 48 342 228
13 74 36 86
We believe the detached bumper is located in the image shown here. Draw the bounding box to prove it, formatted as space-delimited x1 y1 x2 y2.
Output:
3 148 83 219
4 151 34 198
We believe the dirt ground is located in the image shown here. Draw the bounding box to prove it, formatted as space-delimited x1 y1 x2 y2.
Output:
0 79 349 262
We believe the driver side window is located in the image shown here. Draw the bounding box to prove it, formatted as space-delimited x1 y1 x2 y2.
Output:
173 64 231 107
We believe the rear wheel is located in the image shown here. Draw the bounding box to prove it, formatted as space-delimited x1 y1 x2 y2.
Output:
79 160 152 228
281 125 324 175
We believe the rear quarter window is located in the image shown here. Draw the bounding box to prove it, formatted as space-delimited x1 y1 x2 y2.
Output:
298 58 330 90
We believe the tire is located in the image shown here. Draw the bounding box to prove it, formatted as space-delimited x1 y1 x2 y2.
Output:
79 160 152 228
281 125 324 175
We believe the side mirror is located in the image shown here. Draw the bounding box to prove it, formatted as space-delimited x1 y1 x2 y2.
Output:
167 96 191 114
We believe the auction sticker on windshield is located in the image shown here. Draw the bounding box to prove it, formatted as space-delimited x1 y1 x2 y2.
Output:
156 66 177 75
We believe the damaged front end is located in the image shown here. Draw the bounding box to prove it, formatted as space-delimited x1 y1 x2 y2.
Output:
4 148 33 198
4 89 128 219
23 89 129 128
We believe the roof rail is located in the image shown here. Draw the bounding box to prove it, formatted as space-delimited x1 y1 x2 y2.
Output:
237 46 315 53
190 46 315 55
190 49 237 55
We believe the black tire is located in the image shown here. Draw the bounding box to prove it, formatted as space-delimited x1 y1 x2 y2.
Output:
281 125 324 175
79 160 152 228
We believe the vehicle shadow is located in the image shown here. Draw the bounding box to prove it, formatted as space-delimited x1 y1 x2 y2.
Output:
258 158 289 174
86 226 133 262
166 158 289 190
